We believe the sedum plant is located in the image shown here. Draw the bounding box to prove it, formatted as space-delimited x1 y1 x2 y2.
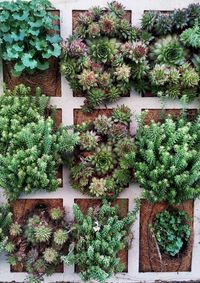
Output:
62 200 139 283
0 203 12 253
135 112 200 205
70 106 135 198
151 209 191 257
0 0 61 76
60 1 148 112
7 204 69 282
0 85 79 201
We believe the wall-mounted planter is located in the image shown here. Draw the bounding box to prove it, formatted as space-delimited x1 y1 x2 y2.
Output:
10 198 64 273
142 109 197 125
139 199 193 272
2 10 61 97
74 198 129 272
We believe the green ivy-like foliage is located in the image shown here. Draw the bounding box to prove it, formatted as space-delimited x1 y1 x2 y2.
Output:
0 203 12 253
62 200 139 283
70 105 135 198
7 204 69 282
137 4 200 100
0 85 79 201
0 0 61 76
151 209 191 257
60 1 148 112
135 112 200 205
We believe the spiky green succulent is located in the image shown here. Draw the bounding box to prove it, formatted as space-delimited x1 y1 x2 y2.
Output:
154 14 173 36
43 248 58 263
92 145 115 175
79 131 99 151
115 137 135 157
89 177 107 197
114 64 131 82
54 229 68 245
87 88 105 109
94 115 111 135
78 69 97 90
34 225 52 243
99 14 117 35
141 11 157 32
181 64 199 87
171 9 188 30
50 208 64 221
180 23 200 49
88 38 117 63
151 35 186 66
9 223 22 237
112 105 132 125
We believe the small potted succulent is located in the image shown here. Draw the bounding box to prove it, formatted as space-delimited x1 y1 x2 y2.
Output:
150 209 191 258
60 1 148 112
6 203 69 283
135 111 200 205
0 0 61 77
62 200 139 283
0 84 79 201
0 203 12 253
136 3 200 100
70 105 135 198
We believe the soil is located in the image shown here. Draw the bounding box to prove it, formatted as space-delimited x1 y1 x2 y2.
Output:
143 109 197 125
139 200 194 272
74 198 129 272
10 199 64 273
3 10 61 97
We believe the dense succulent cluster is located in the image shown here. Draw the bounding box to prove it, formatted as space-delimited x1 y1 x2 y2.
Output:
60 1 148 112
0 85 79 201
0 0 61 76
70 106 135 198
151 209 191 257
6 204 69 282
0 203 12 253
139 3 200 100
62 200 139 283
135 112 200 205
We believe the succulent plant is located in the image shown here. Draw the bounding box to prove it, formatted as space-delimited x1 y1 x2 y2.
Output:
99 14 117 35
115 137 135 157
78 69 97 90
151 35 186 66
109 123 128 139
50 208 64 221
112 105 132 125
54 229 68 246
92 145 115 175
181 64 199 87
9 223 22 237
192 54 200 72
79 131 99 151
88 23 101 38
187 3 200 26
88 38 117 63
171 9 188 30
141 11 157 33
108 1 126 17
180 23 200 49
7 205 69 281
94 115 111 135
89 177 107 197
114 64 131 82
154 14 173 36
68 38 87 57
43 248 58 263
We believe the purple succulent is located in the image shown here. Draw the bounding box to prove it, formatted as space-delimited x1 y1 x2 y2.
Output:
69 39 87 57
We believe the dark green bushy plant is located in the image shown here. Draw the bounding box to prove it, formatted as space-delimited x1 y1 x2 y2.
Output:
0 85 79 201
0 203 12 253
151 209 191 257
135 112 200 205
62 200 139 283
7 205 69 282
0 0 61 76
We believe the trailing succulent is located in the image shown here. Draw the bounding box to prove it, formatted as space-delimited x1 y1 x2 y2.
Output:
135 111 200 205
70 106 135 198
0 0 61 76
0 203 12 253
0 85 79 201
139 4 200 100
6 204 69 282
62 200 139 283
60 1 148 112
151 209 191 257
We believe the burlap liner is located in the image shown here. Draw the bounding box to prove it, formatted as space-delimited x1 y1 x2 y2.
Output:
74 198 129 273
11 199 64 273
73 108 113 125
143 109 197 125
139 200 194 272
3 10 61 97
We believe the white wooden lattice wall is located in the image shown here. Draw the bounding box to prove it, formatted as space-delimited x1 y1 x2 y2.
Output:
0 0 200 282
